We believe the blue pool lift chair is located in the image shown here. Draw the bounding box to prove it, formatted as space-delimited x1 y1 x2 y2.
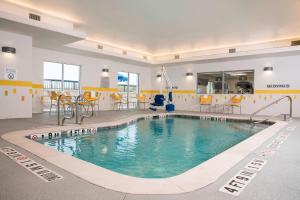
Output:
149 66 175 112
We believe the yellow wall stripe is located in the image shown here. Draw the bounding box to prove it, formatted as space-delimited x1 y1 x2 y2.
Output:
82 86 119 92
141 90 195 94
0 80 32 87
0 80 44 89
255 90 300 94
32 84 43 89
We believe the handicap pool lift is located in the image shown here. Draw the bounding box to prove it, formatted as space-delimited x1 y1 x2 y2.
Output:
150 65 175 112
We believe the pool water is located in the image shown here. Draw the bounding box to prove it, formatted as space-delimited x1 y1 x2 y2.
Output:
38 116 268 178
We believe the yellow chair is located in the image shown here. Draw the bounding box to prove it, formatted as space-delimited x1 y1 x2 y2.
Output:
93 92 101 111
79 91 96 112
86 91 101 112
137 94 148 109
111 93 126 110
224 95 243 114
199 95 213 113
64 91 72 96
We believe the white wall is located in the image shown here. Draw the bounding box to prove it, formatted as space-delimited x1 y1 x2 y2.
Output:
32 48 152 112
1 29 300 119
0 31 32 119
151 53 300 117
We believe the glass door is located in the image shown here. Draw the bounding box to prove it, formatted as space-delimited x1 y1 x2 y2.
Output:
117 72 139 109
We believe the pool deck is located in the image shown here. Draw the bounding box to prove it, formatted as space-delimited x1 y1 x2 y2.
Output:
0 110 299 200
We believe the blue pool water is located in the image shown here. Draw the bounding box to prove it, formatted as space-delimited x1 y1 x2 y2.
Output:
38 116 268 178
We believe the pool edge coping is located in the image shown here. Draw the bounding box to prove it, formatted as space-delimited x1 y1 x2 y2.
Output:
1 112 287 194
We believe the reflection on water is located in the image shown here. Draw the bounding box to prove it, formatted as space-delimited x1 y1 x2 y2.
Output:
40 116 268 178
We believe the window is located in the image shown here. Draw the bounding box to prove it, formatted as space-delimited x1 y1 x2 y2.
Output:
43 62 63 90
117 72 139 109
43 61 80 94
63 64 80 91
197 70 254 94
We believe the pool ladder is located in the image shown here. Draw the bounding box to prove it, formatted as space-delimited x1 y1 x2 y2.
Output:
57 94 94 126
250 96 292 125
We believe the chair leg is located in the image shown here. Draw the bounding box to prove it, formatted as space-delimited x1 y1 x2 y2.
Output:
49 103 52 115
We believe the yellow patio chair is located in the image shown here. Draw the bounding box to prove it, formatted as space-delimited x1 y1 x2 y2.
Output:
111 93 126 110
224 95 243 114
79 91 96 112
137 94 149 109
199 95 213 113
93 92 101 111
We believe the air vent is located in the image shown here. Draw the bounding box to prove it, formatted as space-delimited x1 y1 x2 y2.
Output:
97 45 103 50
174 54 180 59
122 50 127 55
229 48 236 53
29 13 41 21
291 40 300 46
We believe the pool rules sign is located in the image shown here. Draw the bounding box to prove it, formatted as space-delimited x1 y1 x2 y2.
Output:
4 67 17 80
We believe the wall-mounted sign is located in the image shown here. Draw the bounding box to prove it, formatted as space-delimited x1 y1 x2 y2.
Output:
4 67 17 80
266 84 290 88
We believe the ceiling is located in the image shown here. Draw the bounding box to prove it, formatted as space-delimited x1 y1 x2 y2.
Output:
4 0 300 55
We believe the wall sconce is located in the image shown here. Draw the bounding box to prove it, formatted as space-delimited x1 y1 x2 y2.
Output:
2 46 16 54
186 72 193 76
263 67 273 72
102 68 109 72
156 74 162 78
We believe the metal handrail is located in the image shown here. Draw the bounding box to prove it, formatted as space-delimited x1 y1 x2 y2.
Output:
74 94 94 125
57 94 63 125
62 105 75 126
57 94 76 126
80 104 94 124
57 94 94 125
75 95 81 124
250 96 292 123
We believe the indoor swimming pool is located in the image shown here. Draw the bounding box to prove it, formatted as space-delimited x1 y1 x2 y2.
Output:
36 116 268 178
